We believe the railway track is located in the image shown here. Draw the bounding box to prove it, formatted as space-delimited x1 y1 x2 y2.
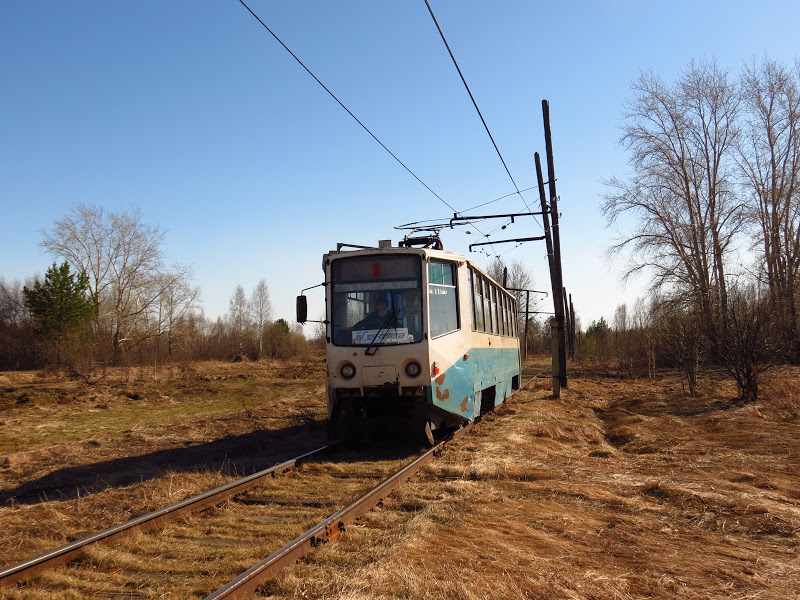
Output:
0 444 337 590
0 427 473 598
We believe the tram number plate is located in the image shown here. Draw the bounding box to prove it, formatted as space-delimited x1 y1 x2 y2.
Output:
352 328 410 345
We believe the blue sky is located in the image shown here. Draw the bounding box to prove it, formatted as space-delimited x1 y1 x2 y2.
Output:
2 1 799 331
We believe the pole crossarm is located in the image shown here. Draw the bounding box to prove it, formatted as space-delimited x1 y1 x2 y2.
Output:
469 236 545 251
450 211 546 228
505 287 549 296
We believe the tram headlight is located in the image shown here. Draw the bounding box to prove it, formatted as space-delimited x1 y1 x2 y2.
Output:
405 361 422 378
340 363 356 379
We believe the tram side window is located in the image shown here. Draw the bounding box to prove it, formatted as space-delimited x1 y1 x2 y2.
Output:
493 287 501 335
504 294 511 337
472 269 484 332
512 297 518 336
512 298 518 336
482 277 492 334
501 294 508 336
429 260 458 337
505 295 512 337
484 283 492 334
505 295 512 336
484 278 489 333
493 285 500 335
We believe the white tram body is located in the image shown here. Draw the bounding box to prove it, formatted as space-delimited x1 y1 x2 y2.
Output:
319 241 521 442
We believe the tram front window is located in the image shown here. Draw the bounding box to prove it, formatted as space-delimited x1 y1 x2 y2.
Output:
331 255 423 347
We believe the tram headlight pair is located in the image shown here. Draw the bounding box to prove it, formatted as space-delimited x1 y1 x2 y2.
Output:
340 361 420 380
405 361 422 378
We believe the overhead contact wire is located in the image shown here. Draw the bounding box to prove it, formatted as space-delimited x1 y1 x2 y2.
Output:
237 0 459 215
423 0 533 217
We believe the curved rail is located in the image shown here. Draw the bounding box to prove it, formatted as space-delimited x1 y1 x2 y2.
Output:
520 361 552 389
0 442 339 587
204 422 475 600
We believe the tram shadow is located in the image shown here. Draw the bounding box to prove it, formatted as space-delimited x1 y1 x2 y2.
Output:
0 420 328 506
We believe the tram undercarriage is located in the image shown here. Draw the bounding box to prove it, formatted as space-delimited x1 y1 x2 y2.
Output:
328 385 465 444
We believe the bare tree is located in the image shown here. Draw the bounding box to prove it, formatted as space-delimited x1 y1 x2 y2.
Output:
40 203 194 364
632 296 657 379
41 204 111 301
738 56 800 360
652 298 703 395
249 279 272 360
603 58 745 356
0 277 36 370
724 283 776 402
0 277 28 327
228 284 249 357
150 270 201 361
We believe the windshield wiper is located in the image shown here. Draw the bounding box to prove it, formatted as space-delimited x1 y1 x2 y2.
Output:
364 310 399 356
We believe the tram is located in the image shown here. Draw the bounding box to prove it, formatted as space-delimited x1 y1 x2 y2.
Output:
297 239 521 443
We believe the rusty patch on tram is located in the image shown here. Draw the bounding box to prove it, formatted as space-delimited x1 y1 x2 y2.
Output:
435 387 450 402
459 396 469 413
436 373 446 386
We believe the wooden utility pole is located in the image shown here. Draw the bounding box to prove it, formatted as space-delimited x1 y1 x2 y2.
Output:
535 153 561 398
543 100 567 389
538 99 568 392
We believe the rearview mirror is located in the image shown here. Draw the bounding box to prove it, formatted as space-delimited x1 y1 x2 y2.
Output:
296 295 308 324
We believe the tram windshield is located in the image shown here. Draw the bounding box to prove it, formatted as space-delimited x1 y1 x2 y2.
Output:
330 255 423 347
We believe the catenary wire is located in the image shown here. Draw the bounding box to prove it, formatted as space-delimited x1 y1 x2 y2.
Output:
238 1 508 255
423 0 533 215
463 185 537 213
237 0 460 215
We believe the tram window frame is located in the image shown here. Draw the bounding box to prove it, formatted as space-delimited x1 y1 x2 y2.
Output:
428 259 459 338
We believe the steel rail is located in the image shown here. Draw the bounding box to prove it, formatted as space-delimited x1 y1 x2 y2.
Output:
0 442 339 588
521 363 552 390
203 422 475 600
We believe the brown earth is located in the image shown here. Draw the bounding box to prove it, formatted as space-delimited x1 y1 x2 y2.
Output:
1 357 799 599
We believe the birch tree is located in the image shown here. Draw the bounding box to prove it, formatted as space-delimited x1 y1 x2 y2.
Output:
151 271 200 360
249 279 272 360
228 284 249 357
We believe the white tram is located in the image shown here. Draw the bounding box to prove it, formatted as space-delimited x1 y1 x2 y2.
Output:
298 239 521 443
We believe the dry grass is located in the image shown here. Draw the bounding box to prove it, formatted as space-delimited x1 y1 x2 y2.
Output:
260 366 800 600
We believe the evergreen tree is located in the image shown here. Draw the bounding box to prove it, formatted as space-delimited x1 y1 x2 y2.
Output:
23 262 97 366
